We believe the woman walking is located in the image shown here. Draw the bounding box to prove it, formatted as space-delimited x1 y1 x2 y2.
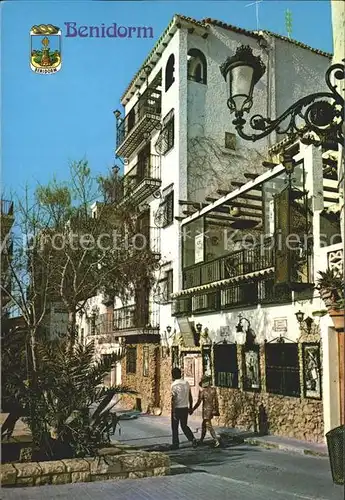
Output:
190 375 220 447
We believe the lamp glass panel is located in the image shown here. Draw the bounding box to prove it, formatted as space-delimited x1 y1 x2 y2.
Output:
231 65 254 101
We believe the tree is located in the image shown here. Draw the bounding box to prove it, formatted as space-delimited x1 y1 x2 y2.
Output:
35 160 157 347
1 188 55 371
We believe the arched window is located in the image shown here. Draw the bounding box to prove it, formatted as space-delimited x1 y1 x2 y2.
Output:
165 54 175 91
187 49 207 84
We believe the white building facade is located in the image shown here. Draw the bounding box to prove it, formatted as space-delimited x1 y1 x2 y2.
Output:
78 15 344 432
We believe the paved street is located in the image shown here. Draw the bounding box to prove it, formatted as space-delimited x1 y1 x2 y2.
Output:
2 414 344 500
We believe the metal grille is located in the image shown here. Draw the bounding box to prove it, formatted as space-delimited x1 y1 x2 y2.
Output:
265 343 300 397
214 344 238 388
126 347 137 374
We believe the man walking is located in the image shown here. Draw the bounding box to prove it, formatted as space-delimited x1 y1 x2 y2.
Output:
171 367 197 450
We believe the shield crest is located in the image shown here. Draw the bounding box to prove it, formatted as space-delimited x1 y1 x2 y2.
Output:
30 24 61 74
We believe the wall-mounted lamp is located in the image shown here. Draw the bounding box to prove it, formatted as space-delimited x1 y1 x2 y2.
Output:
295 310 305 323
295 310 314 334
236 313 250 332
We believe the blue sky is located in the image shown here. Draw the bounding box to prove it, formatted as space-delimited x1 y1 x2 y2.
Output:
1 0 333 198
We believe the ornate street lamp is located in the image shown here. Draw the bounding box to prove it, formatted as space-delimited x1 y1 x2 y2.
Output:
220 45 344 145
295 310 305 324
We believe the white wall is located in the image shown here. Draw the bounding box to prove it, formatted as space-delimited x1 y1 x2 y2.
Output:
274 38 331 119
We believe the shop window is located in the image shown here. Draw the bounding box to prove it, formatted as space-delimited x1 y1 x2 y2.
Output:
165 54 175 91
187 49 207 84
265 342 300 397
214 343 238 388
126 346 137 374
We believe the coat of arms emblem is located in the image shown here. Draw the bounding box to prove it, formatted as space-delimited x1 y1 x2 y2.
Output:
30 24 61 74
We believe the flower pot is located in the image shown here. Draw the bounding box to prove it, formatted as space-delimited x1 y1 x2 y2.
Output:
329 309 345 331
320 290 337 309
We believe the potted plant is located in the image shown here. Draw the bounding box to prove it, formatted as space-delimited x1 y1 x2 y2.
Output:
316 268 344 331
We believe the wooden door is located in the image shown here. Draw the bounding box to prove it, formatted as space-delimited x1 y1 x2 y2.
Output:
183 353 203 417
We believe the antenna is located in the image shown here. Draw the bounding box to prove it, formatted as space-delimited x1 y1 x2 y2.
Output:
246 0 263 31
285 9 293 39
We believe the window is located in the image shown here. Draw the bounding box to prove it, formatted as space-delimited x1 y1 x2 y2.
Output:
265 343 300 397
187 49 207 84
143 346 149 377
127 108 135 132
163 191 174 227
155 110 174 155
126 346 137 374
165 54 175 91
214 344 238 388
225 132 236 150
158 269 173 303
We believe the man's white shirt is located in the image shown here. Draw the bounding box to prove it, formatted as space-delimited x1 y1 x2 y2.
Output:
171 378 190 408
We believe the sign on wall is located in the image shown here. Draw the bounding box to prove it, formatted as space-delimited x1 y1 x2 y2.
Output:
273 318 288 332
183 356 195 386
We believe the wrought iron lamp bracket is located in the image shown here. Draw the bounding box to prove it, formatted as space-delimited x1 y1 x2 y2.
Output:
265 335 297 344
233 61 345 145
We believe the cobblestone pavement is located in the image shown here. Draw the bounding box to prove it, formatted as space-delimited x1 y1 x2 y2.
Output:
2 414 343 500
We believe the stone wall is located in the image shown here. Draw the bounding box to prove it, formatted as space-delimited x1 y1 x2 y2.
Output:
214 389 324 443
159 354 172 414
0 450 170 488
120 342 160 413
159 335 325 443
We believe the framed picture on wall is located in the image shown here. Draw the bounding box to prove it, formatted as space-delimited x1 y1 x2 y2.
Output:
171 346 180 368
243 346 260 391
302 343 321 399
183 356 195 386
201 345 212 379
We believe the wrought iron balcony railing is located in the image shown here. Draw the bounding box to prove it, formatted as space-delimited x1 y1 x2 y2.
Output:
327 246 343 277
172 276 291 317
116 88 161 158
117 154 161 205
183 242 274 290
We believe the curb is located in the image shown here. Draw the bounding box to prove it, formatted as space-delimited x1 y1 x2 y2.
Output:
243 437 329 457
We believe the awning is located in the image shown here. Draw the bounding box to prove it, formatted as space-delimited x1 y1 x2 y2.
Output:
172 267 274 298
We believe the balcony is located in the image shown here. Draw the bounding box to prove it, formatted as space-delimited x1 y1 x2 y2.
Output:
172 276 291 317
183 243 274 290
116 87 162 158
117 154 161 205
